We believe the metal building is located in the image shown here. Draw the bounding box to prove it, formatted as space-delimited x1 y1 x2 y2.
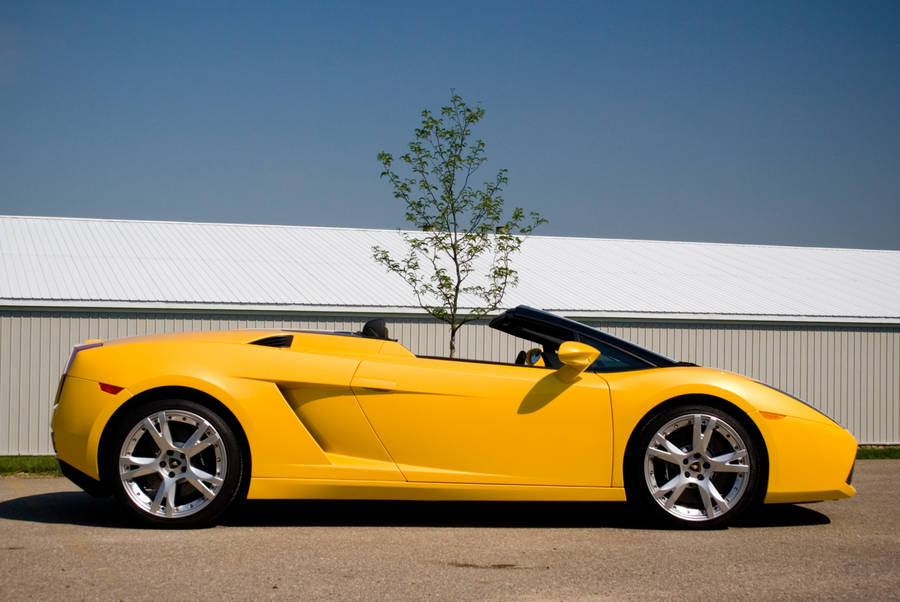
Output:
2 215 898 454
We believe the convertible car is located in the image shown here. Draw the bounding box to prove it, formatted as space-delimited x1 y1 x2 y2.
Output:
51 306 857 528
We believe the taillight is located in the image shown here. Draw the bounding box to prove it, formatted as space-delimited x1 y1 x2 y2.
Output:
64 340 103 374
99 383 123 395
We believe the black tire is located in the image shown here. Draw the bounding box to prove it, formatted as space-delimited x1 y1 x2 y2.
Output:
104 398 245 528
624 404 764 529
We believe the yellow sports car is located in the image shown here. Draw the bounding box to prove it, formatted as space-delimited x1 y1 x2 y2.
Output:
51 306 856 528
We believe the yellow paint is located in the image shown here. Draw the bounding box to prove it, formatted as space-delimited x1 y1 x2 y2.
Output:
52 330 856 505
352 356 613 486
599 366 856 499
52 375 132 479
248 478 629 502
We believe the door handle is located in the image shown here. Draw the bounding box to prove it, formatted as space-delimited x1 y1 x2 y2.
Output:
352 377 397 391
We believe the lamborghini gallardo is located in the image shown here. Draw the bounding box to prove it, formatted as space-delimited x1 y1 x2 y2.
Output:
51 306 857 528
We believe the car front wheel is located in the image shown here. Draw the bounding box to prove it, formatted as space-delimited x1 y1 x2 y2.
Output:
106 399 244 528
625 404 764 528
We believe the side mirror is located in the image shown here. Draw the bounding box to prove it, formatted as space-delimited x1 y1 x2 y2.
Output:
556 341 600 381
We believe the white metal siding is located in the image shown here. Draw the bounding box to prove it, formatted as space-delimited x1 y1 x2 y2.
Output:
1 310 897 454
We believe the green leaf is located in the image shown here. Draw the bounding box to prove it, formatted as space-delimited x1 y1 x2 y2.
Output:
374 91 547 356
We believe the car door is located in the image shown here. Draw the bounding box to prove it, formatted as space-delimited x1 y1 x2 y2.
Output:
351 356 613 486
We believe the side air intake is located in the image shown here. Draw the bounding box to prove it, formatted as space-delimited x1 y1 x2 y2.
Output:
249 334 294 348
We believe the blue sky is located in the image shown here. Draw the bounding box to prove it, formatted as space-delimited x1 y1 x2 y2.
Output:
1 1 898 249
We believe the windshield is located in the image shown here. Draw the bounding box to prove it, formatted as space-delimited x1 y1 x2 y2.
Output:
489 306 679 372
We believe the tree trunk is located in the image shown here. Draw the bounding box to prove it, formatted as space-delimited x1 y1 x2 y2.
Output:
449 327 458 358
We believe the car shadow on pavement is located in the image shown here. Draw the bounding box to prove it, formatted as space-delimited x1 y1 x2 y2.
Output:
0 492 830 530
733 503 831 528
224 499 831 529
0 491 132 528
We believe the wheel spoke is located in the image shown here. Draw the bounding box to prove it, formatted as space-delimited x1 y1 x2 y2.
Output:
157 411 174 448
182 420 208 448
119 455 158 480
165 480 177 517
183 424 220 457
649 433 686 465
697 481 717 517
692 415 716 456
149 476 173 515
655 474 689 509
709 450 749 473
647 442 684 465
185 474 217 500
665 483 689 509
142 416 170 452
707 481 730 511
713 462 749 473
189 466 223 487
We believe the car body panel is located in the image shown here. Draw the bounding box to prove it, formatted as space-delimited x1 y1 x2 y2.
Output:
247 478 628 502
352 358 613 485
598 366 857 502
51 309 857 511
52 375 133 480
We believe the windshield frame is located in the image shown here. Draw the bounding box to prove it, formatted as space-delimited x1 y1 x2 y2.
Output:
489 306 679 372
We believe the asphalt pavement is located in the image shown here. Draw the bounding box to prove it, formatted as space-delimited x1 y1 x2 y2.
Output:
1 460 898 601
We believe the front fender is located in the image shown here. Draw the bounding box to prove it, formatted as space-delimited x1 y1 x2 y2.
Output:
605 370 776 488
604 367 856 502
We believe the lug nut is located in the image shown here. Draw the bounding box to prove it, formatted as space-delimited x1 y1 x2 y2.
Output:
703 462 710 469
697 475 704 480
684 472 690 478
168 472 175 478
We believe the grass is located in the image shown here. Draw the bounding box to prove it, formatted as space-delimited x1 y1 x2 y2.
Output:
0 455 62 476
1 446 899 476
856 446 900 459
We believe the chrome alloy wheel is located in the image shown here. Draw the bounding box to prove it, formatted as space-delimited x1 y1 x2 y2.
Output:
643 413 750 522
118 410 227 519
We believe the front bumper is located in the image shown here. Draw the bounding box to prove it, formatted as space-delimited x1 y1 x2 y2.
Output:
762 414 857 504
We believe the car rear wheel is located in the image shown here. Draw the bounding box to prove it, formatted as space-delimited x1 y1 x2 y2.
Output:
625 404 764 528
106 399 244 528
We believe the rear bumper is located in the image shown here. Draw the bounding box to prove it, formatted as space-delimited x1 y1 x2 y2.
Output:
58 460 110 498
51 375 132 480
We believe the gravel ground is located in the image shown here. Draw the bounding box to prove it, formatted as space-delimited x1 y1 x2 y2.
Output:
1 460 898 601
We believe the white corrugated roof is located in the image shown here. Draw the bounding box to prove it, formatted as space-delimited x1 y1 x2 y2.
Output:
2 215 899 323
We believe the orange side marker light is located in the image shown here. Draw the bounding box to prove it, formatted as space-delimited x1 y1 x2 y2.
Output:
759 411 786 420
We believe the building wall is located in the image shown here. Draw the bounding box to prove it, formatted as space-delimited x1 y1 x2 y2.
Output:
1 309 898 454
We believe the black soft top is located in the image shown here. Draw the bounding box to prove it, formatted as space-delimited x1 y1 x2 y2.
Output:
489 305 678 369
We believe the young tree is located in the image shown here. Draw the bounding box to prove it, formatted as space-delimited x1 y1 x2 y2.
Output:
374 92 546 357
